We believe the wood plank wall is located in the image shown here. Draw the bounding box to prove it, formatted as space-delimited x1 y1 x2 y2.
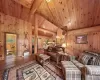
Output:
0 12 33 60
66 26 100 57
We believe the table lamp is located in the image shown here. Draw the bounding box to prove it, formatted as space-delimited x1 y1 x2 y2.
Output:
62 43 66 53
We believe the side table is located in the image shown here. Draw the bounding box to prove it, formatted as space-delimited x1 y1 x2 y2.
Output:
37 54 50 66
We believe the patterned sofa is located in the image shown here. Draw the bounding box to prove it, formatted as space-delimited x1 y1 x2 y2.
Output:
71 51 100 80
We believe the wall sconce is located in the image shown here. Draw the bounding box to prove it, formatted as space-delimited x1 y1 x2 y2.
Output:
62 43 66 53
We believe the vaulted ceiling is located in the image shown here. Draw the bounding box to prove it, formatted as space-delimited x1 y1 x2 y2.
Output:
37 0 100 31
0 0 100 32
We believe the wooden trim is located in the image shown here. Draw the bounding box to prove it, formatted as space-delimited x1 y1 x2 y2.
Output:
30 0 43 14
67 25 100 35
4 32 18 58
29 0 43 21
40 27 56 33
68 24 100 32
34 14 38 54
32 27 56 35
13 0 34 8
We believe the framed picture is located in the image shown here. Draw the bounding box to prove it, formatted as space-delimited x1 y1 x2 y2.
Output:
76 35 88 44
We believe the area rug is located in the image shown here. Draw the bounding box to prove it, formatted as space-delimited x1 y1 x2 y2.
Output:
44 62 63 79
3 61 63 80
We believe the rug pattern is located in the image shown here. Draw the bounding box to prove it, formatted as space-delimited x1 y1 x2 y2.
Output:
3 61 63 80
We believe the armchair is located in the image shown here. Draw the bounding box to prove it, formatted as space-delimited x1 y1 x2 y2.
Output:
85 65 100 80
71 51 100 80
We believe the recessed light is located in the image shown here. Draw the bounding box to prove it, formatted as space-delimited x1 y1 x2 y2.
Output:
46 0 51 2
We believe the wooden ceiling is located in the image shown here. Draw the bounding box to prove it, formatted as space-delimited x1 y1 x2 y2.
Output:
0 0 42 24
0 0 57 37
37 0 100 31
0 0 33 23
1 0 100 31
37 14 58 33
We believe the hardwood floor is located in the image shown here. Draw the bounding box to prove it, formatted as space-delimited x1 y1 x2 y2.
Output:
0 55 35 80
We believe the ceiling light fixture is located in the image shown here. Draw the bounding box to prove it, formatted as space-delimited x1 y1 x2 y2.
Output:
46 0 51 2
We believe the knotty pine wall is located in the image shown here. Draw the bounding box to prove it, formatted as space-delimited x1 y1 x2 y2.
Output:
0 12 33 60
66 26 100 57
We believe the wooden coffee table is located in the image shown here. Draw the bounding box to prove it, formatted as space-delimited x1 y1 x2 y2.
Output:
37 54 50 66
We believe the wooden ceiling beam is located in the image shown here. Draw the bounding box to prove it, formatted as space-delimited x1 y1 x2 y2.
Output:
30 0 43 15
32 27 56 35
38 28 56 35
29 0 43 22
39 27 56 34
13 0 34 8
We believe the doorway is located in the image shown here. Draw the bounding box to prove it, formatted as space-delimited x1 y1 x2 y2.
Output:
5 33 17 61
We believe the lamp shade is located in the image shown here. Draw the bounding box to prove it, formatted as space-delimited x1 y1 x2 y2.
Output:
62 43 66 48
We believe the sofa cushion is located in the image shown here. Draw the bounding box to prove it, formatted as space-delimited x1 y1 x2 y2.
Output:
87 57 94 65
61 61 74 65
81 53 97 65
86 65 100 75
81 54 91 64
61 61 78 69
93 56 100 66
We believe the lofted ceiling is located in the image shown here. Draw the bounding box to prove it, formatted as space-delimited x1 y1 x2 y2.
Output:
0 0 100 32
37 0 100 31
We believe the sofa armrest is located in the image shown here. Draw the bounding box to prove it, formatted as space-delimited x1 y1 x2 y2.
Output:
72 60 86 79
85 65 100 75
72 60 84 68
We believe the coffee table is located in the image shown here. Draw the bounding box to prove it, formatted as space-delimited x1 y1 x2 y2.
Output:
37 54 50 66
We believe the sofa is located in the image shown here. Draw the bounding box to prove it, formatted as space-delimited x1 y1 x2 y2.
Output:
44 46 65 63
71 51 100 80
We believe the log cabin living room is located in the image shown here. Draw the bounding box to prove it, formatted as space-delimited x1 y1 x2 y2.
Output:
0 0 100 80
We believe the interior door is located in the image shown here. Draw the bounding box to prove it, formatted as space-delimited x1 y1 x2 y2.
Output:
5 33 17 56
